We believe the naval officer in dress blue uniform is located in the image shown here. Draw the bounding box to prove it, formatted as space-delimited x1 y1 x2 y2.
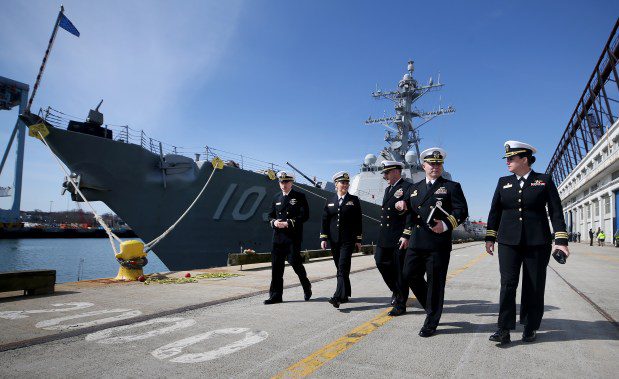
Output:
401 148 469 337
486 141 570 344
320 171 363 308
372 161 414 315
264 171 312 304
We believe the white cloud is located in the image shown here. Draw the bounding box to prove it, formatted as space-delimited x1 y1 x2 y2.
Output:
0 0 245 211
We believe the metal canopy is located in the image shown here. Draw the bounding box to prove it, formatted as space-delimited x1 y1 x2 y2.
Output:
546 19 619 185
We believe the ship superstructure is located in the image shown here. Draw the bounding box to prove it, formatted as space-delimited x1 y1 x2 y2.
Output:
350 60 455 204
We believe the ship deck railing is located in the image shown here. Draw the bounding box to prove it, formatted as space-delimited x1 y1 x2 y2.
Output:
41 107 285 174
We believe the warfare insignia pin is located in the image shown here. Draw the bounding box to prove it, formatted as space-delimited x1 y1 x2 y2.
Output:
435 187 447 195
394 188 404 198
411 189 418 197
290 199 297 205
503 183 513 189
345 201 354 206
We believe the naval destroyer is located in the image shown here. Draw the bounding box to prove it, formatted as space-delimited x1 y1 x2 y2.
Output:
19 60 481 270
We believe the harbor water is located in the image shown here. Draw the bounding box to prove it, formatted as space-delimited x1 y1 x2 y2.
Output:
0 239 169 283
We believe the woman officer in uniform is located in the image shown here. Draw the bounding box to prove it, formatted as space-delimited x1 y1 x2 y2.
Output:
320 171 363 308
485 141 570 344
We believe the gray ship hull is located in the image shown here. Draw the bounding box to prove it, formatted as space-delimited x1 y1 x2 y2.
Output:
35 124 381 270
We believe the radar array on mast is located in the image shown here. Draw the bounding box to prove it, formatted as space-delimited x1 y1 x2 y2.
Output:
365 60 455 166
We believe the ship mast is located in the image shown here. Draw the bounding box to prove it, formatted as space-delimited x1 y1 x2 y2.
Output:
365 60 455 166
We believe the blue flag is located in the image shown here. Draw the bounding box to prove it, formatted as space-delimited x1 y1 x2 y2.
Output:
59 13 80 37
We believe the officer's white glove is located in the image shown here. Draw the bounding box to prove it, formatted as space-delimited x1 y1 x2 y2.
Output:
395 200 407 211
321 240 327 250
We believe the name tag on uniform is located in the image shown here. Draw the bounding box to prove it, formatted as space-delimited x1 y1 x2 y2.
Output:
275 202 282 205
411 189 418 197
435 187 447 195
345 201 354 206
531 180 546 186
328 203 335 207
503 183 512 189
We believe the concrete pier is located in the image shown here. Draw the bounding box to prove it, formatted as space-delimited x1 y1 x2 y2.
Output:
0 241 617 377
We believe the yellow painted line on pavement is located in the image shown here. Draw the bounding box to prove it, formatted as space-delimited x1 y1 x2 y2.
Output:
272 252 488 379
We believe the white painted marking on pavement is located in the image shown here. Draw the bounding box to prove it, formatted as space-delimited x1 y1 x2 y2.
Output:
0 302 94 320
151 327 268 363
35 309 142 331
85 317 196 344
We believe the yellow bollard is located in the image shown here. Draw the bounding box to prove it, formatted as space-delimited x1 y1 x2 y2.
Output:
114 240 148 281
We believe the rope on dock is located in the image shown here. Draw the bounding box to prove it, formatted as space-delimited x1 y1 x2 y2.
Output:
37 130 122 255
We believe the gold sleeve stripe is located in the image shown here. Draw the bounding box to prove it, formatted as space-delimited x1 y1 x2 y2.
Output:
320 234 328 238
447 215 458 229
402 229 412 235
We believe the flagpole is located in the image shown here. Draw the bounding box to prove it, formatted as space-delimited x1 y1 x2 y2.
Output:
26 5 64 113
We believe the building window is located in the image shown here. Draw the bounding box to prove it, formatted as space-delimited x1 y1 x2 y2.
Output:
604 197 611 215
587 204 591 218
594 201 599 216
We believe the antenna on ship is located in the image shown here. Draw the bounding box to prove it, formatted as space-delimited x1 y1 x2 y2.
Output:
365 60 455 167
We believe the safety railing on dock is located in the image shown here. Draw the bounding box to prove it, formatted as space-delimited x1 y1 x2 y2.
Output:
41 107 284 173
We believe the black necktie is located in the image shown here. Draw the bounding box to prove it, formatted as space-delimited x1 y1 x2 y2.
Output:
519 179 524 188
283 194 289 202
338 197 343 207
427 181 432 190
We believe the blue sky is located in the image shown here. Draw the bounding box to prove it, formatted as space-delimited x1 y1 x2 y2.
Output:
1 0 617 220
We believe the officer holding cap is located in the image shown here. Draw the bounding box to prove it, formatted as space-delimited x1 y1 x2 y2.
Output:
401 147 468 337
486 141 569 344
374 160 413 313
320 171 363 308
264 171 312 304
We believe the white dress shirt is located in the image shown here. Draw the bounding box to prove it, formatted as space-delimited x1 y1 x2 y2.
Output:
426 178 448 232
516 170 532 187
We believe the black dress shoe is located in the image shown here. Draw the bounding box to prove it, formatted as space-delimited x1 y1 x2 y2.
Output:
340 297 349 304
522 328 537 342
388 307 406 316
328 297 340 308
264 297 282 305
489 329 511 344
304 290 312 301
418 326 436 337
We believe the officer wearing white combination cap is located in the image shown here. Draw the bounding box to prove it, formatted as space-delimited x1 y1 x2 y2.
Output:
320 171 363 308
399 147 468 337
486 141 569 344
373 160 413 313
264 171 312 304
